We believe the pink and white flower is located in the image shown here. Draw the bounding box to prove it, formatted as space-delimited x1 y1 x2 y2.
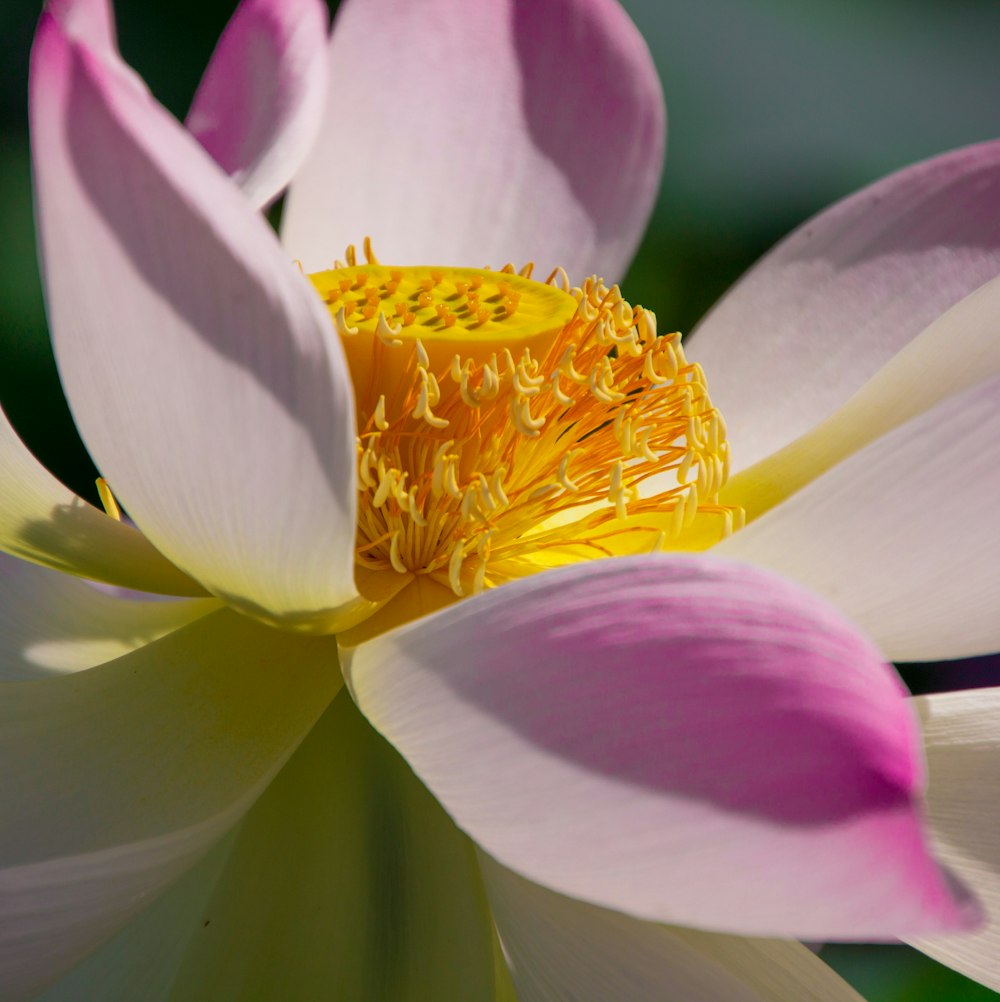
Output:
3 0 1000 997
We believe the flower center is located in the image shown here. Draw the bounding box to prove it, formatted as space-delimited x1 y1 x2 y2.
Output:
309 249 742 599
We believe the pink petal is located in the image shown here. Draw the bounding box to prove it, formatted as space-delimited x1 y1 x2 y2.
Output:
282 0 664 284
30 15 362 631
688 140 1000 473
186 0 329 208
718 373 1000 661
46 0 115 52
343 555 976 940
0 608 340 998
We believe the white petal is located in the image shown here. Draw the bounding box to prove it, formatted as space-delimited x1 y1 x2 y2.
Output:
166 690 506 1000
35 835 236 1002
717 373 1000 661
688 140 1000 472
31 14 362 631
481 854 865 1002
0 609 340 999
282 0 664 283
0 402 203 596
0 551 218 679
908 689 1000 994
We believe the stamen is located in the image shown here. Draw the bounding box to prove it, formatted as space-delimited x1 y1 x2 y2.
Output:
96 477 121 520
375 311 403 347
557 454 580 492
448 540 466 596
389 531 407 574
335 307 358 338
374 395 389 431
309 255 740 596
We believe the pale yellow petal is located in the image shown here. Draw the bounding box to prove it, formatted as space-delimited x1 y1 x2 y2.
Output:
0 402 204 596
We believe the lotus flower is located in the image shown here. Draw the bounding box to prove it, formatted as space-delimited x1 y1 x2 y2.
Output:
4 0 1000 998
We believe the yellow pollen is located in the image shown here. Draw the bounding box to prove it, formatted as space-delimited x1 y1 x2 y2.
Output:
310 255 741 597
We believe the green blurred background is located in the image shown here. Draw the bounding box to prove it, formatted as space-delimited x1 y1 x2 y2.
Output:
2 0 1000 997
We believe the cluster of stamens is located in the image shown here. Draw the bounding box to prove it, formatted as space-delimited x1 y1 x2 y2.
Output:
308 242 742 597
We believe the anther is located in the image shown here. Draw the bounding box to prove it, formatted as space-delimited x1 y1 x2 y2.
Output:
376 311 403 347
412 377 449 429
460 486 482 523
473 558 488 596
513 363 543 397
557 454 579 492
358 446 377 488
448 541 466 596
389 531 408 574
334 306 358 338
407 487 428 527
636 308 657 343
490 468 509 507
374 395 389 431
677 451 695 485
477 473 497 511
636 427 658 463
460 364 481 408
670 494 686 538
443 459 462 499
551 370 574 406
373 469 396 508
512 397 545 437
96 477 121 520
545 266 570 290
558 347 587 385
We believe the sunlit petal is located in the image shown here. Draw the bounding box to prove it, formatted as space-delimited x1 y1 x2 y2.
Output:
0 402 203 596
721 271 1000 518
30 15 361 631
283 0 664 283
718 374 1000 661
345 555 973 939
689 140 1000 472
